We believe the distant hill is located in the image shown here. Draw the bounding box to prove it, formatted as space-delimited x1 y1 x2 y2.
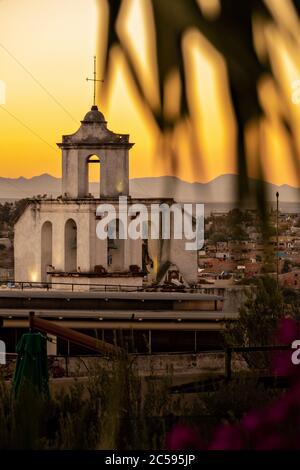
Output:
0 173 299 203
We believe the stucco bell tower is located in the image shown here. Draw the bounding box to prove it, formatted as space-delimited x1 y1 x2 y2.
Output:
58 105 134 199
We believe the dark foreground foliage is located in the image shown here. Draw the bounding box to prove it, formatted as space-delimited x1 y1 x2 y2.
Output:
0 357 281 450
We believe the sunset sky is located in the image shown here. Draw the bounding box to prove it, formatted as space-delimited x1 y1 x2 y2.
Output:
1 0 300 186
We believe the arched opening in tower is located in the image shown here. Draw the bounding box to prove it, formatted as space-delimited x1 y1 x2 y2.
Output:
87 155 101 197
65 219 77 272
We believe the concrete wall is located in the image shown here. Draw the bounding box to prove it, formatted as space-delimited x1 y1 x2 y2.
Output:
41 221 53 282
62 149 80 198
15 198 198 286
14 204 41 282
15 201 96 282
50 352 248 380
170 237 198 284
14 201 145 284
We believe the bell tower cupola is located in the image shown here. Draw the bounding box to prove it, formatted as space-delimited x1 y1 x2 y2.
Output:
58 105 134 199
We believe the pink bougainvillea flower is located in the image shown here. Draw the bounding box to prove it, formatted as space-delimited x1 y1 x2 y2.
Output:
166 425 203 450
254 433 286 450
241 410 263 433
276 317 299 344
272 352 293 376
209 424 244 450
264 397 291 425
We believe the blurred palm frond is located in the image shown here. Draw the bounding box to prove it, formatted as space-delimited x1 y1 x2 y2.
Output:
98 0 300 210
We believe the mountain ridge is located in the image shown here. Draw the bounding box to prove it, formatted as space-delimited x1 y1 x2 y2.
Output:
0 173 299 203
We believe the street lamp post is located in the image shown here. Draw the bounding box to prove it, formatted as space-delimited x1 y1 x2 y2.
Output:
276 191 279 286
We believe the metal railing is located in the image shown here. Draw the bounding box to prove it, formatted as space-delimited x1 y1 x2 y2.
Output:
1 279 144 292
0 279 215 294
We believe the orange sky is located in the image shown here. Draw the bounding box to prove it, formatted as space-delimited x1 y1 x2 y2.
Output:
1 0 300 186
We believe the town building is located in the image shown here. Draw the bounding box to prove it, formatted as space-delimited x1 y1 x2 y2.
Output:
14 106 197 290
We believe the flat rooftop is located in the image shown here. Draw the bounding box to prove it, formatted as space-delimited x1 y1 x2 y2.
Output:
0 289 223 301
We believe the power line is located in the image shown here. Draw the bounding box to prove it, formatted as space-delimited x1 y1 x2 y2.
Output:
0 105 58 152
0 42 78 124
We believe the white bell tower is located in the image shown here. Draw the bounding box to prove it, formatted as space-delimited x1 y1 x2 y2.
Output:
58 105 133 199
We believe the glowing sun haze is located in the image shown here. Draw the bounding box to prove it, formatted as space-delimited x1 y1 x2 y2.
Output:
1 0 300 186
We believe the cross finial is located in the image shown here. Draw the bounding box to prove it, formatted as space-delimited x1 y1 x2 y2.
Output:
86 56 104 107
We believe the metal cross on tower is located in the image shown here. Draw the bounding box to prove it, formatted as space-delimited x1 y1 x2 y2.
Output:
86 56 104 107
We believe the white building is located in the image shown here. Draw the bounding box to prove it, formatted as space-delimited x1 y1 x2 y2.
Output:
14 105 197 290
